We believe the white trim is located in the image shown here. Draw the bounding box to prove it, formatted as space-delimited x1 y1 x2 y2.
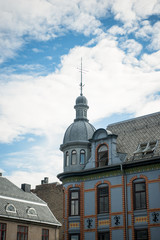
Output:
0 195 46 206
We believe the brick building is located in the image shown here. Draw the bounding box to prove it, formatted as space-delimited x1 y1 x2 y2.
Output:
32 178 63 240
57 92 160 240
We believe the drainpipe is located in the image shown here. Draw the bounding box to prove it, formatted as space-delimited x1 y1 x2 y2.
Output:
120 164 129 240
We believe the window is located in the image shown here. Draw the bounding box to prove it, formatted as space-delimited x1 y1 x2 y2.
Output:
42 229 49 240
27 207 37 216
80 149 85 164
17 226 28 240
97 145 108 167
70 189 80 216
6 203 16 213
69 234 80 240
135 229 148 240
71 150 77 165
133 179 146 210
0 223 6 240
65 151 69 166
98 232 110 240
97 184 109 214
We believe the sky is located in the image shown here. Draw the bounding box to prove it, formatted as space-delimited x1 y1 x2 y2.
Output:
0 0 160 188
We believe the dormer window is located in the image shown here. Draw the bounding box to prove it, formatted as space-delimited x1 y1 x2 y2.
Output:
27 207 37 216
6 203 16 213
71 150 77 165
80 149 85 164
134 141 157 158
97 144 108 167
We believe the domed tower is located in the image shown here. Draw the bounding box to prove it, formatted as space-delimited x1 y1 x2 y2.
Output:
60 93 95 172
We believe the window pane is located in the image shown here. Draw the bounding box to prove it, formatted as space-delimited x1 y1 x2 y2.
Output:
135 192 141 209
136 229 148 240
70 235 79 240
80 150 85 164
135 183 145 192
71 191 78 199
71 151 77 165
141 192 146 208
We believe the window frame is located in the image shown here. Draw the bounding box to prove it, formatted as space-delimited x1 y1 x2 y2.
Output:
133 179 147 210
69 189 80 216
135 229 148 240
0 223 6 240
69 233 80 240
80 149 85 165
42 229 49 240
98 231 110 240
65 151 69 167
97 184 109 214
17 225 28 240
71 150 77 165
97 144 108 167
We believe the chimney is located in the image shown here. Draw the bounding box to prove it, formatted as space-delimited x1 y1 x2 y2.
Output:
41 177 49 185
0 173 2 176
21 183 31 192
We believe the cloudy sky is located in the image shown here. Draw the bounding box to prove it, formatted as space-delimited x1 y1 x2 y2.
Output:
0 0 160 188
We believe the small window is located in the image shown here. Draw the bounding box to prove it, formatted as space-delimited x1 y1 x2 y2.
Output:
0 223 6 240
133 179 146 210
42 229 49 240
135 229 148 240
65 151 69 166
6 203 16 213
69 234 80 240
97 144 108 167
27 207 37 216
71 150 77 165
97 184 109 214
80 149 85 164
70 189 80 216
17 226 28 240
98 232 110 240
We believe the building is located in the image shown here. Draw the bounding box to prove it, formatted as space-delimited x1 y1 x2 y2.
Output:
57 92 160 240
32 178 63 240
0 175 61 240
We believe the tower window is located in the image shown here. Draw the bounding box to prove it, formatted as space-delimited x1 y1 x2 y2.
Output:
133 179 146 210
80 149 85 164
71 150 77 165
65 151 69 167
97 144 108 167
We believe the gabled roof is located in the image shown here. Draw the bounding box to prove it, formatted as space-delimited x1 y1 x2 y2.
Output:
0 176 61 227
107 112 160 161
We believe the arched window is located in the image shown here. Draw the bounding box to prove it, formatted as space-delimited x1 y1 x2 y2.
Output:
80 149 85 164
97 144 108 167
27 207 37 216
71 150 77 165
133 179 146 210
65 151 69 166
97 184 109 214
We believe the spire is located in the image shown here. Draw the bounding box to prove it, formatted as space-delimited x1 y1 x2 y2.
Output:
74 58 89 121
79 57 84 96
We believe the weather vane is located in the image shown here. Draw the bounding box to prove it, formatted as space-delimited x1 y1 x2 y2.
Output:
78 58 87 96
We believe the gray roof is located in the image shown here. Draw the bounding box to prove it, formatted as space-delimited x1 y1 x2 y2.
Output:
63 120 95 145
0 176 61 226
107 112 160 161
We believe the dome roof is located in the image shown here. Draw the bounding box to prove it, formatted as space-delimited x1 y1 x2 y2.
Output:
63 120 95 145
76 95 88 105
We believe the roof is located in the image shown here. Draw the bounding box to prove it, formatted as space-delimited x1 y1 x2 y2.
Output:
0 176 61 227
107 111 160 161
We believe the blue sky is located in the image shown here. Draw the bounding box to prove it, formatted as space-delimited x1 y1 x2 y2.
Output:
0 0 160 187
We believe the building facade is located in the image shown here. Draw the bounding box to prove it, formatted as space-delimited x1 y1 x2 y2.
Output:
0 175 61 240
32 178 63 240
57 93 160 240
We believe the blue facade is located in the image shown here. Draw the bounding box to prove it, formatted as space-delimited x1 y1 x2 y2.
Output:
57 94 160 240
